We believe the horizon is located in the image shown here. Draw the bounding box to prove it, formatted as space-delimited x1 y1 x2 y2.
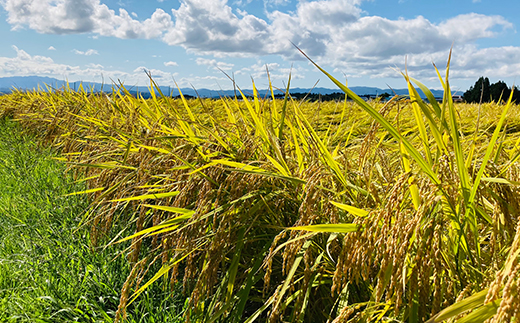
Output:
0 0 518 92
0 75 461 97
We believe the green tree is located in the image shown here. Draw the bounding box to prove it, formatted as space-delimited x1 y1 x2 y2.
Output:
378 92 391 100
463 76 490 103
489 80 509 102
513 86 520 103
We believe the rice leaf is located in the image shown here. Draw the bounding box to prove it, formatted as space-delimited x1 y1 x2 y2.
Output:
287 223 359 233
69 161 137 170
469 90 514 204
425 288 489 323
127 245 202 306
481 177 520 185
400 141 421 210
142 204 195 215
406 75 433 166
330 201 369 217
62 187 104 196
191 159 305 185
115 206 194 243
295 45 441 185
271 240 312 315
109 191 180 202
455 299 500 323
278 72 291 141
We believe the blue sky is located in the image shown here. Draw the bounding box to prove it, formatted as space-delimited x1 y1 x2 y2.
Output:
0 0 518 92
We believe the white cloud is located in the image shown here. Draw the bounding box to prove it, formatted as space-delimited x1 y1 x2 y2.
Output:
48 46 56 50
3 1 512 64
195 57 234 71
132 66 174 81
0 46 176 86
449 45 520 79
1 0 173 39
236 61 306 82
175 74 228 88
159 0 512 66
73 49 99 55
0 45 79 76
163 0 270 55
438 13 512 41
263 0 291 7
233 0 253 6
87 63 104 69
164 61 178 67
1 0 518 84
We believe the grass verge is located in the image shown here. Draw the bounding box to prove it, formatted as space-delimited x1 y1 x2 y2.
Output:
0 117 186 322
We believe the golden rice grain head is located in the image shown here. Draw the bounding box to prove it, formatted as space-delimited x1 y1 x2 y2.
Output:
492 262 520 322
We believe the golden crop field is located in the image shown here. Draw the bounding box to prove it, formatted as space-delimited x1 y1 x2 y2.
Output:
1 63 520 322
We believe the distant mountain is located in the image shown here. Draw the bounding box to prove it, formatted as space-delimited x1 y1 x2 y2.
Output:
0 75 447 98
0 76 102 93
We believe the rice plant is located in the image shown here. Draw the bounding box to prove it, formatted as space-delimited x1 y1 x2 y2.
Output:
1 52 520 322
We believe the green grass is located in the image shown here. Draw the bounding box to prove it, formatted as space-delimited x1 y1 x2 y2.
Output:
0 117 186 322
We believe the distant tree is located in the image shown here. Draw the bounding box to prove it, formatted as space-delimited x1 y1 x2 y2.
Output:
378 92 391 100
513 86 520 103
464 78 520 104
464 76 490 103
489 80 509 102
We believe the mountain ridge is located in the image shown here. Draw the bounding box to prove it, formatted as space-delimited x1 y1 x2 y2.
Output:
0 75 448 98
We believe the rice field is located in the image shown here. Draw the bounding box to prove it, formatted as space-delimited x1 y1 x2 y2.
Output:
1 61 520 322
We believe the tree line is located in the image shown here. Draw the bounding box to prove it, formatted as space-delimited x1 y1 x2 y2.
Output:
463 77 520 103
272 92 391 102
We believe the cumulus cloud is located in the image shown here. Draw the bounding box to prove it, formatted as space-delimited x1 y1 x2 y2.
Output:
0 45 79 76
263 0 291 7
132 66 175 82
0 46 177 85
164 61 178 67
439 13 512 41
2 0 512 62
236 61 307 82
196 57 234 71
1 0 173 39
162 0 270 57
159 0 513 70
1 0 518 82
73 49 99 55
87 63 104 69
449 45 520 79
48 46 56 50
176 74 228 89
